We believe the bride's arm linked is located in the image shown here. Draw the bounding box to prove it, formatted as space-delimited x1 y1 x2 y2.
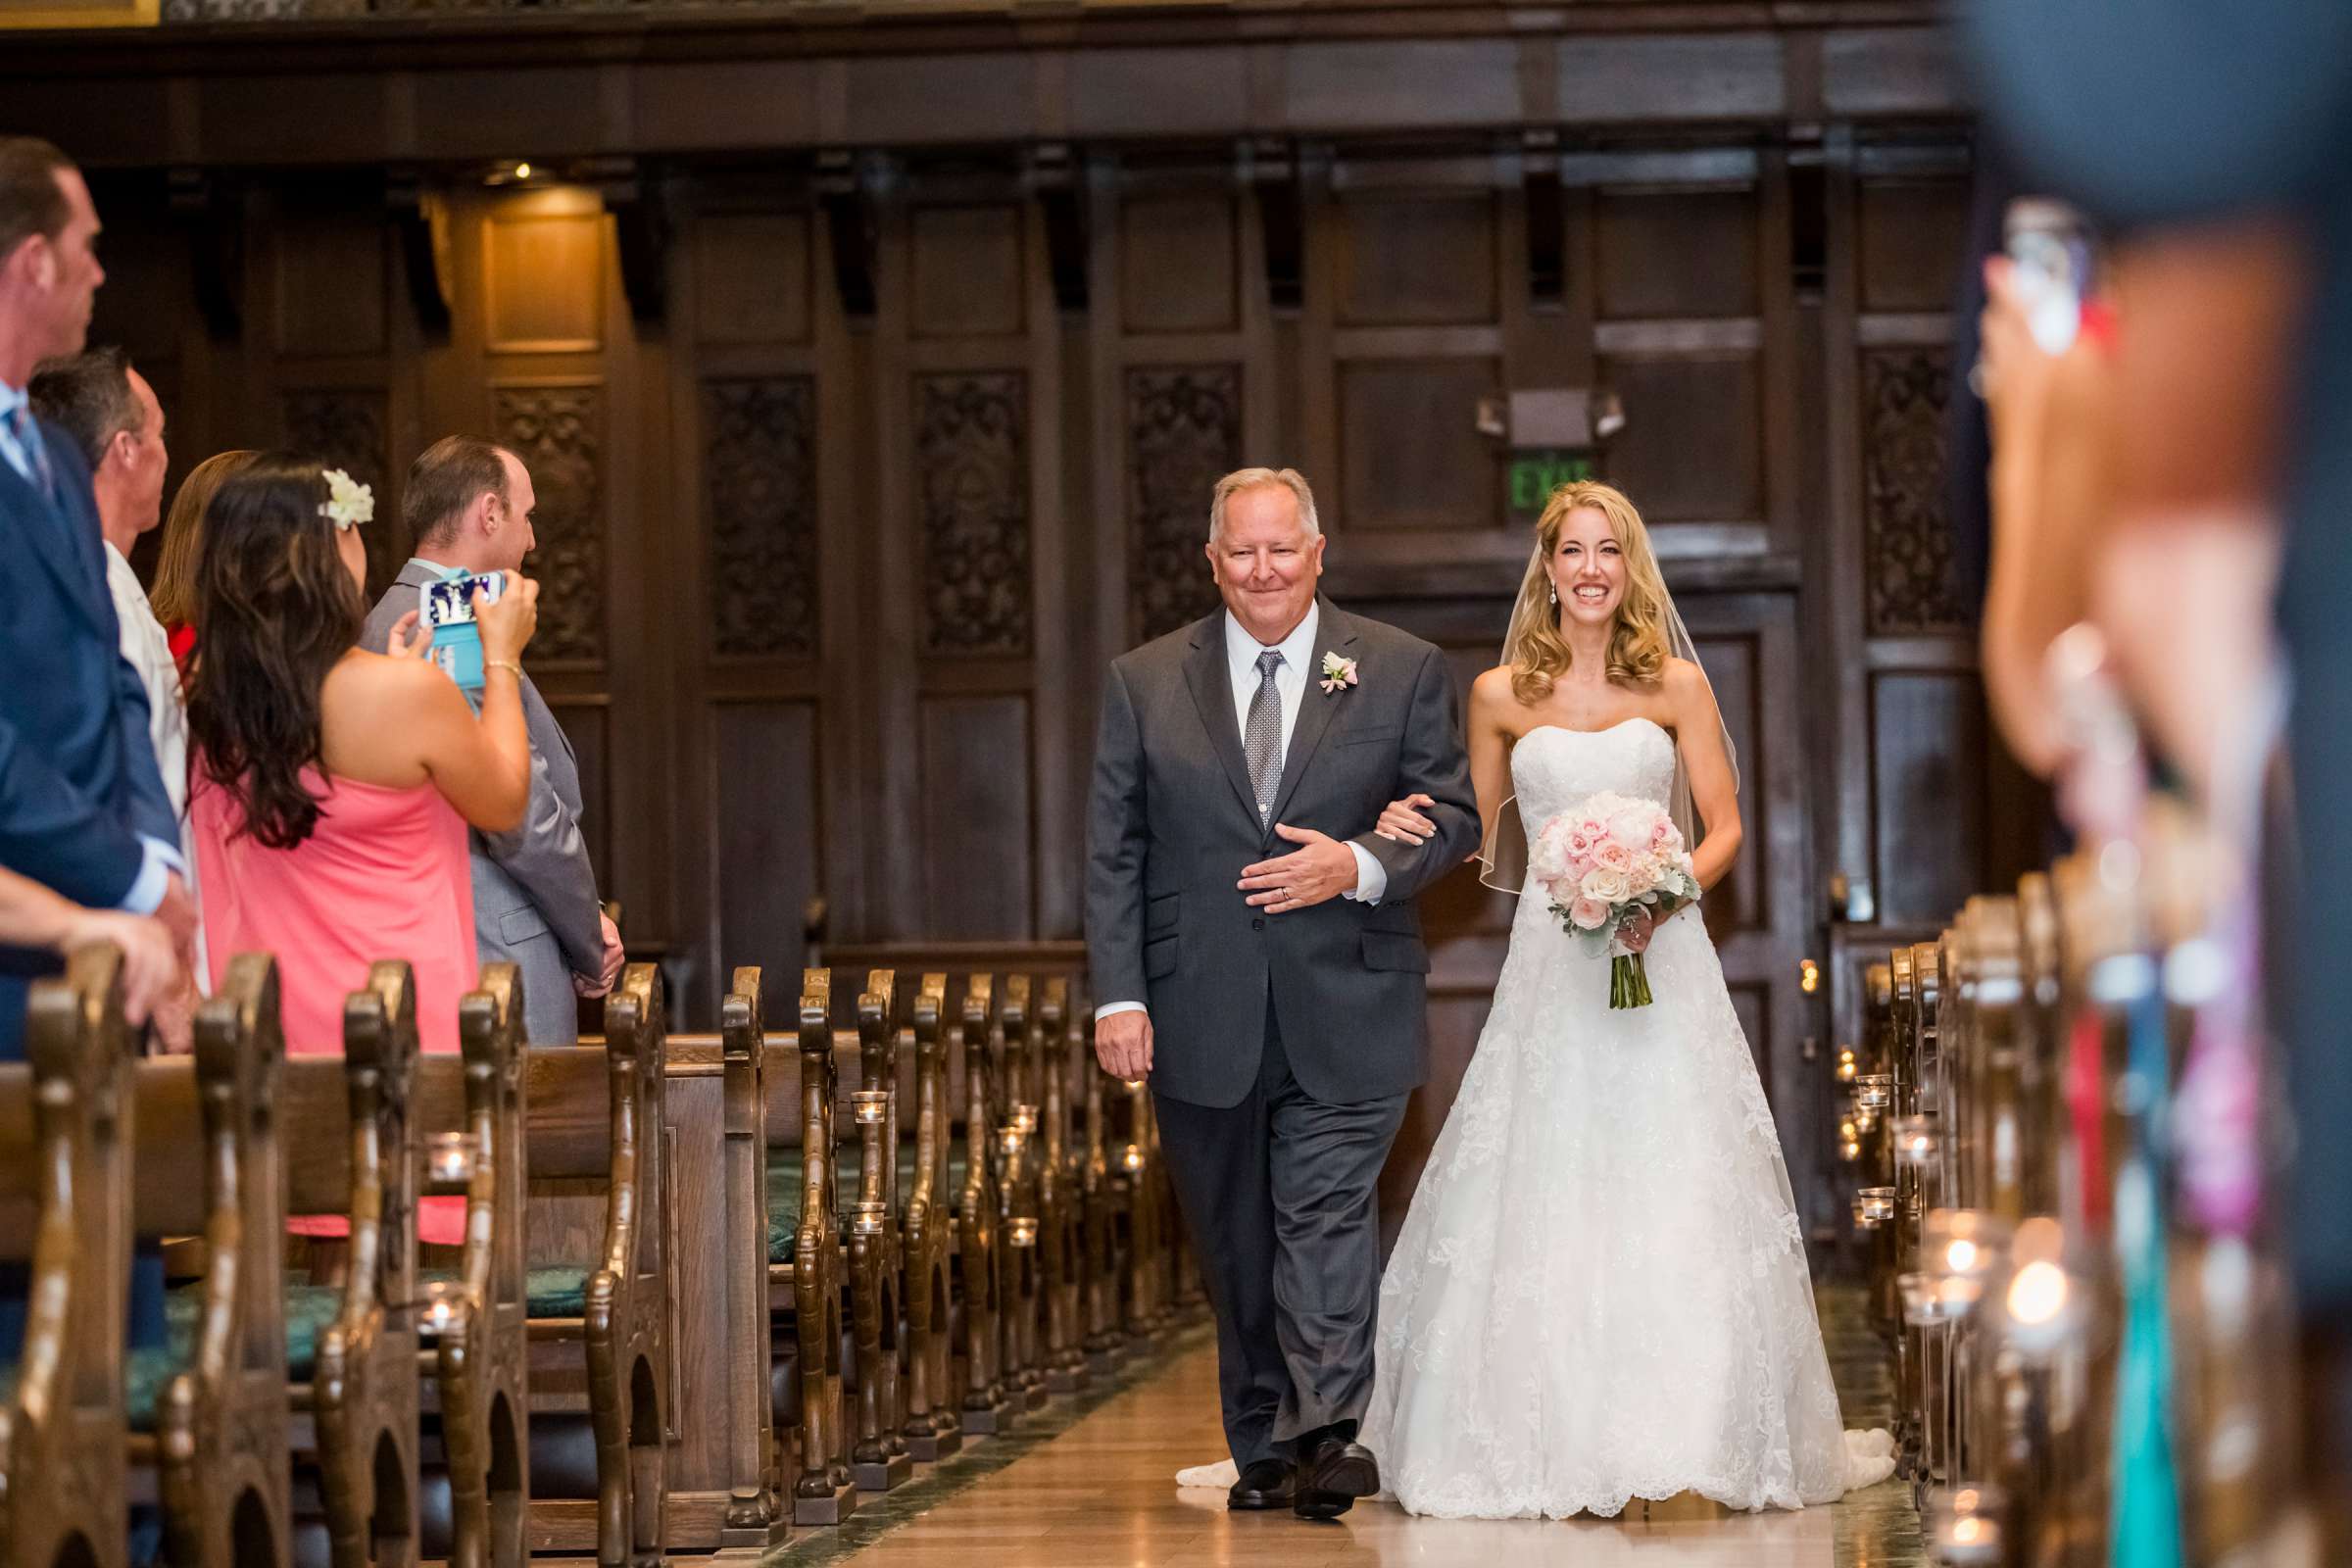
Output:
1373 666 1512 860
1670 660 1742 892
1348 646 1481 903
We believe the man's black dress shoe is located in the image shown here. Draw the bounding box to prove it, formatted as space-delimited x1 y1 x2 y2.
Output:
1295 1434 1380 1520
1227 1457 1297 1510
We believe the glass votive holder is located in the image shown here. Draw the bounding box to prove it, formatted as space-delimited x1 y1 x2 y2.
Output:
1899 1270 1985 1325
1119 1143 1146 1173
419 1276 467 1337
1928 1485 2007 1565
1006 1215 1040 1249
1852 1186 1895 1228
1011 1103 1039 1137
851 1091 889 1126
848 1200 890 1237
1925 1208 2011 1282
427 1131 479 1188
1853 1073 1893 1113
1891 1114 1939 1171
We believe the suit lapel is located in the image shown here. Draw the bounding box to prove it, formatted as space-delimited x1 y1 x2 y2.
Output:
1264 597 1356 831
0 434 108 637
1180 613 1262 827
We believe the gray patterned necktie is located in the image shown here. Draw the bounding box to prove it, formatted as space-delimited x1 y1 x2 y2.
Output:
1244 649 1285 824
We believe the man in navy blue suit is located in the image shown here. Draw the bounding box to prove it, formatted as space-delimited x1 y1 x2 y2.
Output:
0 137 194 1062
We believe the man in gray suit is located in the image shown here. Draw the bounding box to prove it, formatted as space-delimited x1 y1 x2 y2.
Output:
361 436 619 1042
1086 466 1478 1519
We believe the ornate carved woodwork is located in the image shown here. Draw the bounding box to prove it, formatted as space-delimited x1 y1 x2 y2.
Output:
915 372 1031 657
282 387 395 593
1124 366 1239 645
703 375 819 660
496 385 607 662
1861 347 1963 635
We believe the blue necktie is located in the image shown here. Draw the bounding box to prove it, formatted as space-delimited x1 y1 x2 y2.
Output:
3 402 52 498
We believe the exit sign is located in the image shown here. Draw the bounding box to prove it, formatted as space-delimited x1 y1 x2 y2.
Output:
1506 448 1597 524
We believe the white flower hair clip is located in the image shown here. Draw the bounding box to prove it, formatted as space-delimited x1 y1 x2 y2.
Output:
319 467 374 532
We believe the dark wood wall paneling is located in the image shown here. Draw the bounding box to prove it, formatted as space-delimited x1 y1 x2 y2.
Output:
48 8 2027 1238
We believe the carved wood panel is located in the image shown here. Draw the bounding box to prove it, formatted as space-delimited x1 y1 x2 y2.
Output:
1861 346 1963 635
915 371 1031 657
1124 365 1239 644
497 383 608 662
282 387 396 596
702 375 818 660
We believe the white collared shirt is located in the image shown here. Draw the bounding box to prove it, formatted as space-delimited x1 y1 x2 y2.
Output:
1097 604 1385 1025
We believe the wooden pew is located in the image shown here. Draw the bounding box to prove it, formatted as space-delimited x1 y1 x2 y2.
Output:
658 966 781 1557
138 954 295 1566
1075 1004 1130 1381
0 945 132 1568
954 976 1008 1435
991 975 1046 1413
277 962 424 1568
843 971 913 1494
1035 980 1089 1396
897 974 961 1462
771 969 856 1526
523 964 670 1568
417 965 531 1568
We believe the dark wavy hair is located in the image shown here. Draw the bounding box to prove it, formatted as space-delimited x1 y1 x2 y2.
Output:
184 452 365 849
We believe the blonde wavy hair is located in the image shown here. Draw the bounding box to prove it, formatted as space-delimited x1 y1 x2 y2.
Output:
1500 479 1672 707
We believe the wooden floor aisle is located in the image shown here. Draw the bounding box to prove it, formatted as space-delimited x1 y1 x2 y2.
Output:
771 1285 1925 1568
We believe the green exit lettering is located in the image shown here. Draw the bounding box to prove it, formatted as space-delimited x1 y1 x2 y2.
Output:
1507 451 1595 514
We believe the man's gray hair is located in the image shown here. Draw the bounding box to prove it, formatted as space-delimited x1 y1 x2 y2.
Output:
27 345 139 470
1208 466 1321 543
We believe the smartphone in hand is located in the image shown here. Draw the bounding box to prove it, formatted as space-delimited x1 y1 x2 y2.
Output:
419 570 507 692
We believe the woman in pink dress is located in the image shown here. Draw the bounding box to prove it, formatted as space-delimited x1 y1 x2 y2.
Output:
184 452 540 1244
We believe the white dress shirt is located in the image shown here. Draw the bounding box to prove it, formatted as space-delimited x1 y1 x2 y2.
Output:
1099 603 1385 1024
105 541 189 822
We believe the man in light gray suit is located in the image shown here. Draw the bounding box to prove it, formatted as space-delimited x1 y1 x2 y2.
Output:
1086 467 1478 1519
361 436 620 1042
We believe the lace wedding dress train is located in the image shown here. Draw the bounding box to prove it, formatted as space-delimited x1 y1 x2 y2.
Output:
1346 719 1892 1517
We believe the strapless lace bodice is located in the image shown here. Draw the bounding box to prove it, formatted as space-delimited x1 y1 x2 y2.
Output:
1510 719 1677 838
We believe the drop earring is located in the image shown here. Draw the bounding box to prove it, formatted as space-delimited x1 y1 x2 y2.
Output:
1548 583 1557 608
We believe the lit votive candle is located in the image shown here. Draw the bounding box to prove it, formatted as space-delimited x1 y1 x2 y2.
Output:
419 1277 466 1337
1891 1114 1937 1170
427 1132 479 1188
851 1091 889 1126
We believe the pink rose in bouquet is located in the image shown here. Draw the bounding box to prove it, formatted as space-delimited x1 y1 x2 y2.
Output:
1531 792 1701 1008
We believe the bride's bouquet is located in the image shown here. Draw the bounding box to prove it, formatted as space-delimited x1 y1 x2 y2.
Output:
1531 793 1701 1008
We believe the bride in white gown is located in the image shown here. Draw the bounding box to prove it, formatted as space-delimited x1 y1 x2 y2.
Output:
1342 480 1890 1518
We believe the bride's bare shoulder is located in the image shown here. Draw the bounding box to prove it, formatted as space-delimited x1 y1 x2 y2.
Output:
1469 663 1521 706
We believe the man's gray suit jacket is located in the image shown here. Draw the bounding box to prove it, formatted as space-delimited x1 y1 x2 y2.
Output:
362 560 604 1045
1085 598 1480 1109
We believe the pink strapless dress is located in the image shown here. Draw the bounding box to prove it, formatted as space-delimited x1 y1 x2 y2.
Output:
191 763 475 1245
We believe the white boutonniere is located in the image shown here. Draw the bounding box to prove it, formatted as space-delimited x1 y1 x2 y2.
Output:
319 467 374 532
1319 652 1360 695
